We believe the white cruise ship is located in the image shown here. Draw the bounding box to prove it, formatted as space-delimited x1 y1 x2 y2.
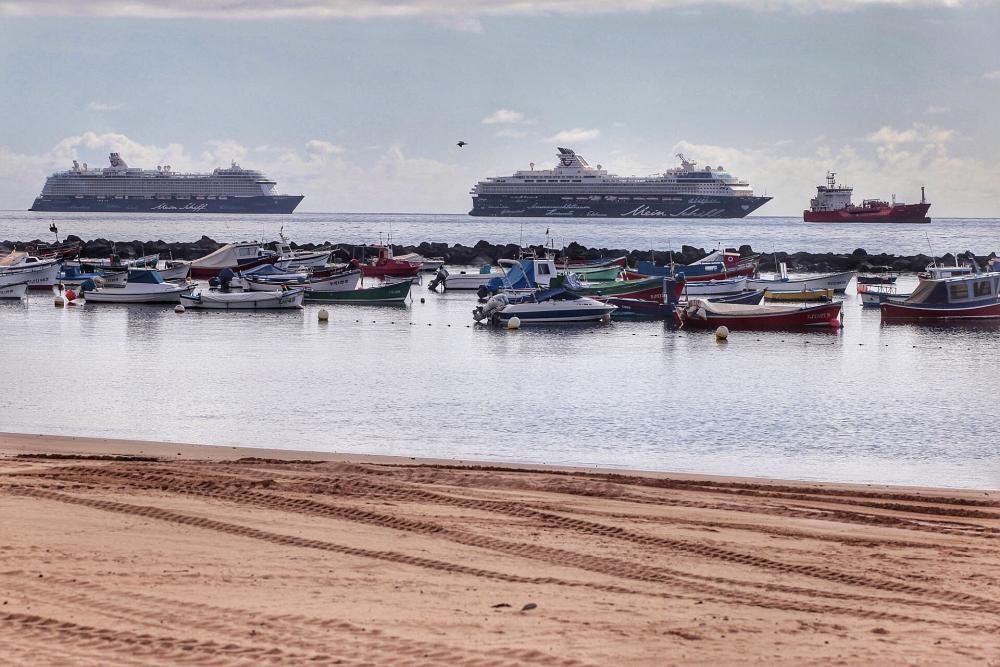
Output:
470 148 770 219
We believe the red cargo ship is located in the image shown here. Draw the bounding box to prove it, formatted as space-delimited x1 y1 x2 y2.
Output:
803 173 931 223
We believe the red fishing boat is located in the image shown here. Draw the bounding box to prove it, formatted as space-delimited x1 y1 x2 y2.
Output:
360 245 421 278
682 298 843 329
880 271 1000 321
804 173 930 223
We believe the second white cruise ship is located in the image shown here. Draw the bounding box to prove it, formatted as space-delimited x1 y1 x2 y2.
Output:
470 148 770 218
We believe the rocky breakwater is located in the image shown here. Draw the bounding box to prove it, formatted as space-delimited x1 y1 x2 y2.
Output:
1 236 995 274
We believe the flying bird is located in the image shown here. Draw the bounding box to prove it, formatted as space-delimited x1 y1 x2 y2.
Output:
456 141 467 148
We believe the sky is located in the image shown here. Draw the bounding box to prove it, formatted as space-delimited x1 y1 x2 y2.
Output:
1 1 999 216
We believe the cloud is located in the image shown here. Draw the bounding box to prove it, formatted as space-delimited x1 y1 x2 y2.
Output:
482 109 529 125
543 128 601 143
926 105 950 114
305 139 346 155
0 0 982 23
984 69 1000 80
865 123 954 146
86 101 125 112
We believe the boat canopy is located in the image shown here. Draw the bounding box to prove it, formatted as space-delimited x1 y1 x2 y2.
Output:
128 269 166 284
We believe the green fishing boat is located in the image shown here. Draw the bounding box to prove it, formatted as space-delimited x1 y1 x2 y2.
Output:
305 280 411 304
556 266 622 281
552 274 664 301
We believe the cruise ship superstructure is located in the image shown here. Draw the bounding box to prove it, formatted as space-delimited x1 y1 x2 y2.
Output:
30 153 303 214
469 148 770 219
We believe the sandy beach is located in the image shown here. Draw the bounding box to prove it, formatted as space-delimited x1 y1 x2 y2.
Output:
2 432 999 665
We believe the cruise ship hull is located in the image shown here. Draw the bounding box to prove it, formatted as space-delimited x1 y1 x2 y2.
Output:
469 194 771 219
30 195 304 214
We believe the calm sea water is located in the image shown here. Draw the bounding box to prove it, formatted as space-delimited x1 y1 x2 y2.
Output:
2 273 999 490
3 210 999 488
1 210 998 256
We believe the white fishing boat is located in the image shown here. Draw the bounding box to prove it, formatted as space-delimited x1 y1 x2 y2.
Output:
473 288 616 324
180 287 305 310
157 261 191 282
270 234 332 270
438 265 496 290
682 277 747 296
746 263 855 293
395 253 445 271
0 281 28 299
81 269 194 303
0 258 61 287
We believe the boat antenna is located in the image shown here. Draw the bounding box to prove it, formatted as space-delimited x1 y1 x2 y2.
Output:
925 233 936 267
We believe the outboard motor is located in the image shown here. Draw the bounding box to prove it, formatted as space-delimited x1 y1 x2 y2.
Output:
472 293 509 324
427 266 449 291
217 267 236 290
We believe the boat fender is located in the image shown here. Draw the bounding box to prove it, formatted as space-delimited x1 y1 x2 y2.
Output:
65 289 76 302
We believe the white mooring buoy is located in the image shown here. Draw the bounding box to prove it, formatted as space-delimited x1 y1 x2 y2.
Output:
318 308 329 322
715 325 729 340
174 304 185 313
507 316 521 330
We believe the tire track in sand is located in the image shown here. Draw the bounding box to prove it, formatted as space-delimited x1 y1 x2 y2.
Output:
22 465 1000 619
7 484 998 632
0 572 592 667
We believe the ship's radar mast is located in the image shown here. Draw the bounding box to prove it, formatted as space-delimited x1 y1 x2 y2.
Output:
826 171 836 188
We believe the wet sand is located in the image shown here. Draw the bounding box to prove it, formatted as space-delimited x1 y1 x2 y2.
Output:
2 431 999 665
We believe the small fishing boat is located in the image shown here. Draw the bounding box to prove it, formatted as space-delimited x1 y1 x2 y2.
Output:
708 289 766 305
880 271 1000 321
180 287 305 310
473 288 616 324
860 285 909 308
746 263 854 293
360 245 421 278
0 281 28 299
432 265 495 291
635 249 757 282
304 279 411 304
856 267 897 293
557 273 668 302
764 288 834 302
157 261 191 282
81 269 194 303
683 298 843 329
607 278 682 321
58 265 125 288
558 265 622 282
682 277 747 296
269 231 332 270
395 253 445 271
559 255 628 269
0 258 62 287
189 242 280 278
